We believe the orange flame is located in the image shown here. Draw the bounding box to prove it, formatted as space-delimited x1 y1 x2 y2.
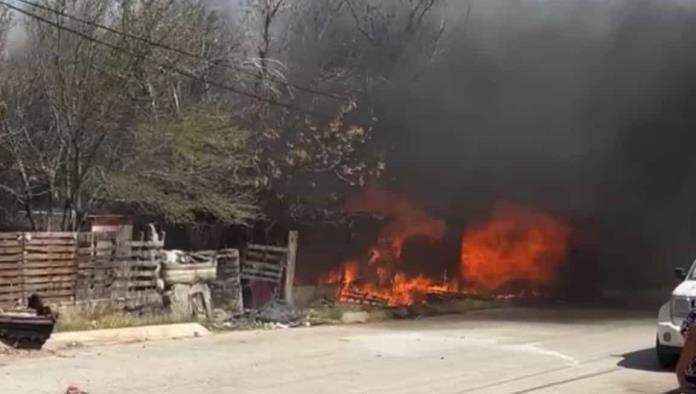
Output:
460 204 570 291
347 186 446 257
319 187 453 306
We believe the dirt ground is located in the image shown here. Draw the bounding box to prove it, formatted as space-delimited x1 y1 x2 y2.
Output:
0 307 680 393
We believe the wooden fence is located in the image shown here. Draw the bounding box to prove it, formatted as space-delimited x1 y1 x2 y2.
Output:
0 232 162 308
241 230 298 304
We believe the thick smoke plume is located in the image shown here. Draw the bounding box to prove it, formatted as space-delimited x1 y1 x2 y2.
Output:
365 0 696 292
276 0 696 294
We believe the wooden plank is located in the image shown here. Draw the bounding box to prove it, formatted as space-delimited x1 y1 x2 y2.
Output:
31 288 75 298
247 244 289 254
240 273 282 283
0 254 21 263
0 292 23 303
24 239 76 246
0 269 21 277
246 248 285 256
24 259 77 268
23 267 77 276
244 261 283 271
0 281 73 294
0 258 22 266
217 249 239 257
27 232 76 238
77 256 118 264
77 262 118 268
23 274 76 285
0 246 23 254
245 252 285 263
24 244 77 253
118 260 160 268
284 230 298 305
128 241 164 248
77 245 117 253
243 268 282 277
242 269 282 279
0 279 21 287
77 272 116 280
24 254 76 262
0 233 23 240
242 268 283 279
0 273 74 285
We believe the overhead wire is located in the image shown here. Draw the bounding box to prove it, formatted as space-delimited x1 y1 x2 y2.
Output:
0 0 327 113
11 0 349 102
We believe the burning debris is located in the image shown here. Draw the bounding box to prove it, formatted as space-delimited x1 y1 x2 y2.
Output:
318 189 572 306
319 188 457 306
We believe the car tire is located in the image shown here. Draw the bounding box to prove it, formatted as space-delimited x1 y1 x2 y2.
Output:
657 336 678 368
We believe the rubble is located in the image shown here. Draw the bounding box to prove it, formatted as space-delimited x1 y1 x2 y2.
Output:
257 300 305 326
0 295 56 349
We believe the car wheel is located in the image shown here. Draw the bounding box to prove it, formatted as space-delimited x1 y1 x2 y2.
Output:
657 336 677 368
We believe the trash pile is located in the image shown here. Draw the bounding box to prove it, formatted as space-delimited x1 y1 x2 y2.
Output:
0 294 56 349
161 250 217 321
257 300 305 327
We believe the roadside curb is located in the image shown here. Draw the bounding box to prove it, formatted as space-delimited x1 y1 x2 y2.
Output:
47 323 211 348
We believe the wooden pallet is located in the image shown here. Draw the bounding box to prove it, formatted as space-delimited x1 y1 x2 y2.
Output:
241 244 287 284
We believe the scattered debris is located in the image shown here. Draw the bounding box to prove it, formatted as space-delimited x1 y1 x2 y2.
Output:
0 294 56 349
257 300 304 326
65 384 88 394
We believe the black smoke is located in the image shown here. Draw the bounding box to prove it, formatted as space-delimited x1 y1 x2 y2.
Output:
217 0 696 295
372 0 696 293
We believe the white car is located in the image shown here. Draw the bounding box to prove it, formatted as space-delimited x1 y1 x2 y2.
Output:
657 264 695 367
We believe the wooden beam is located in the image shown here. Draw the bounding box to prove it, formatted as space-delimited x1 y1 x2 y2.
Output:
284 230 298 305
248 244 289 254
240 273 282 283
244 261 283 272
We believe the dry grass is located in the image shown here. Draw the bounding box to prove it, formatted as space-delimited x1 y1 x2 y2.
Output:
54 304 190 332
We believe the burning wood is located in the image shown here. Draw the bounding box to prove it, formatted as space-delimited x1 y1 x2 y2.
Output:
318 189 572 306
337 286 389 307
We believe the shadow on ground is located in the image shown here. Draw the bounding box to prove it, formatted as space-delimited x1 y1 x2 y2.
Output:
617 349 682 393
0 338 43 350
617 348 673 373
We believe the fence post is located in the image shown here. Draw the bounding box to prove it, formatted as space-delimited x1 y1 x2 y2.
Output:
20 233 27 304
71 232 78 304
284 230 298 305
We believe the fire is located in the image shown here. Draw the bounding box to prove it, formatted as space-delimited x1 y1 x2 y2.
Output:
319 187 454 306
319 187 570 304
347 186 446 258
460 204 570 292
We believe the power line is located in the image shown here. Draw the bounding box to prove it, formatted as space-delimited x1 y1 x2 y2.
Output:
11 0 349 102
0 0 312 112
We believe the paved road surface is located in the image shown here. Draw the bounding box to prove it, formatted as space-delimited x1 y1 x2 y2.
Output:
0 308 679 393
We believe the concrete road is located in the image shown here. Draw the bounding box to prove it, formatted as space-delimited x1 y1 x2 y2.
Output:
0 308 679 393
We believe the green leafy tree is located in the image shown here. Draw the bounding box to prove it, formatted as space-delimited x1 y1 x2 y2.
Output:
109 106 259 225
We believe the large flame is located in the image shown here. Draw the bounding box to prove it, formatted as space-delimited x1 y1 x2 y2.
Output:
319 187 453 306
460 204 570 291
319 189 570 304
